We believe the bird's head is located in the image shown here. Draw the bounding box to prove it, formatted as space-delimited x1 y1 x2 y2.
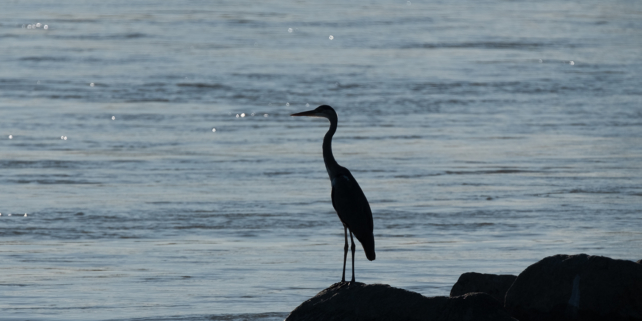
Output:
290 105 336 120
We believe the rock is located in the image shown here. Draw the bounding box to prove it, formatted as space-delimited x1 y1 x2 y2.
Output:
286 282 517 321
439 292 517 321
505 254 642 321
637 259 641 264
450 272 517 303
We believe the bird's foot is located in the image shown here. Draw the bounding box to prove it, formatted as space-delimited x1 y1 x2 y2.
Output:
330 281 349 289
337 279 355 286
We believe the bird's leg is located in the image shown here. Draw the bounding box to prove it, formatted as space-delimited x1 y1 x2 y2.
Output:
342 226 348 283
349 230 356 283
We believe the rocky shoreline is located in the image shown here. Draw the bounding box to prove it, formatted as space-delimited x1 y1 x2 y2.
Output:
286 254 642 321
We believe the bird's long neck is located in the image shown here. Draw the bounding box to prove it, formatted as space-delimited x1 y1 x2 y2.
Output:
323 116 341 179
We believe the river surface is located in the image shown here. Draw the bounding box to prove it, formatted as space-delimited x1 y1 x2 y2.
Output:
1 0 641 320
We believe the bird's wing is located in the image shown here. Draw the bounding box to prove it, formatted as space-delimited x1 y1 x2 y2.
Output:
331 172 375 260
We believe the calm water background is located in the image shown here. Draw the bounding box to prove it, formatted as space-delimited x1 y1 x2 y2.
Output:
1 0 641 320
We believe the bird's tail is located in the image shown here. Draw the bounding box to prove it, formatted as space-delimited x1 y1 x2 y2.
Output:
361 235 376 261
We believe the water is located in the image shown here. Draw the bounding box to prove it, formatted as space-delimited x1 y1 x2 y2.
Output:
1 0 641 320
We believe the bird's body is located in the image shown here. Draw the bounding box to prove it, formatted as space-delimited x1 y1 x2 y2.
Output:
292 105 375 283
330 168 376 261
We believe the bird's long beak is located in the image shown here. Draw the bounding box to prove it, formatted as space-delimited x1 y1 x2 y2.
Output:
291 109 318 117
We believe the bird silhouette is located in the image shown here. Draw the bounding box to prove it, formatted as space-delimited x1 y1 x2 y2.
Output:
291 105 375 283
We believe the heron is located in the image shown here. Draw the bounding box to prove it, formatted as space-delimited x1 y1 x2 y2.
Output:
291 105 375 283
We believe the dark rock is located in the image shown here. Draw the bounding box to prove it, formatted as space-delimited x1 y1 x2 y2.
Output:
439 292 517 321
637 259 641 264
505 254 642 321
286 282 517 321
451 272 517 303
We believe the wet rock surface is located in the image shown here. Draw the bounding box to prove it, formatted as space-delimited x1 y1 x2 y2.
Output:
287 254 641 321
286 282 516 321
505 254 642 321
450 272 517 304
